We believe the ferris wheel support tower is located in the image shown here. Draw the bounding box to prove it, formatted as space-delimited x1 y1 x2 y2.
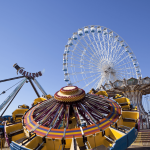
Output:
103 77 150 129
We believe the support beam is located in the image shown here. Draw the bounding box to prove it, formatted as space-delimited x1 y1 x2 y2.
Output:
0 76 25 83
33 79 47 96
1 78 27 116
1 84 23 116
0 78 27 111
29 78 40 98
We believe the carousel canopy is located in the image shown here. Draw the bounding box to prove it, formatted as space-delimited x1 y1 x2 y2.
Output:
23 86 121 139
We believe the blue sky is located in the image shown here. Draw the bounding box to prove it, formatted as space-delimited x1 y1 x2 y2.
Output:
0 1 150 115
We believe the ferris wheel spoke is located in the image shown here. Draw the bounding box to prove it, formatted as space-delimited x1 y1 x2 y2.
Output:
71 69 82 87
113 50 126 64
110 75 117 81
119 71 136 75
71 45 101 64
97 75 108 89
83 74 102 89
117 69 135 74
115 73 125 79
104 33 111 61
74 41 96 60
69 50 85 59
113 40 122 52
84 34 102 59
115 67 136 71
111 41 119 58
71 72 101 85
112 36 120 49
70 55 98 67
97 35 105 57
77 38 100 62
81 35 101 61
92 33 102 57
110 37 115 54
71 49 100 64
72 41 87 54
112 42 119 53
68 54 99 67
97 33 108 59
86 33 102 59
79 67 100 72
114 61 133 68
67 63 98 69
101 33 108 60
114 54 130 66
70 58 99 68
92 75 103 89
110 43 118 62
104 35 111 61
111 46 122 61
115 64 134 76
68 65 100 72
118 71 135 75
94 38 105 59
107 34 112 61
71 46 86 56
68 70 101 76
93 76 103 89
115 74 125 80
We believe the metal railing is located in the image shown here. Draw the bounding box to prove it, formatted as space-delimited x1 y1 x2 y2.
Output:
0 138 10 150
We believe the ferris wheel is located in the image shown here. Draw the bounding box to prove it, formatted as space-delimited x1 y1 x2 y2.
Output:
63 25 142 91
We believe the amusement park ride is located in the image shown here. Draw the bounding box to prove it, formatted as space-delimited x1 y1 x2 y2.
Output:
0 25 149 150
0 63 49 117
101 77 150 129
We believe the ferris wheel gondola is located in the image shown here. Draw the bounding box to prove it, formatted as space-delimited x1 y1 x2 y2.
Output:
63 25 142 91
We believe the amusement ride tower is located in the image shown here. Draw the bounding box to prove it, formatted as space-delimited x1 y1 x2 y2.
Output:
102 77 150 129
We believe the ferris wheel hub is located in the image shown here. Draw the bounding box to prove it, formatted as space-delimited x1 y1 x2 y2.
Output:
54 86 85 102
104 67 115 74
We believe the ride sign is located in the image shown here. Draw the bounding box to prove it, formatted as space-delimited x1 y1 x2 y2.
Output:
13 63 42 79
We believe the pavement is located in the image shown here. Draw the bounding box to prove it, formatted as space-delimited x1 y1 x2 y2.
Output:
126 145 150 150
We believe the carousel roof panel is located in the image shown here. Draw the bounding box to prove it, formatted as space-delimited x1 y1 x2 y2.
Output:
23 86 121 139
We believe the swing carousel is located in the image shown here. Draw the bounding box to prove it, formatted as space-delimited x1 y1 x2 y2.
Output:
24 86 121 149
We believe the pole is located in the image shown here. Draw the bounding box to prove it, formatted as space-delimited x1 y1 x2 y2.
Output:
0 78 27 111
28 78 40 98
33 78 47 96
1 83 24 117
0 76 24 83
